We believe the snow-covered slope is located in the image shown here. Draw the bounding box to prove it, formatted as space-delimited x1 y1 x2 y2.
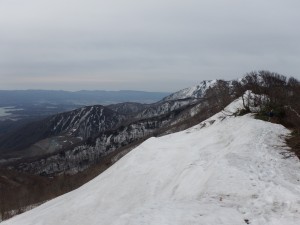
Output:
3 98 300 225
162 80 217 101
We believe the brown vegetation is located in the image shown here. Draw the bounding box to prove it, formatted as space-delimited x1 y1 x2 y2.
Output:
236 71 300 158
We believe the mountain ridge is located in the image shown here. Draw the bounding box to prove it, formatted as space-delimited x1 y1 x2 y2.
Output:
0 80 217 163
162 80 217 101
2 96 299 225
1 71 300 221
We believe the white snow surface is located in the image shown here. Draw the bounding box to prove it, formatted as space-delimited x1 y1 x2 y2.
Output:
3 97 300 225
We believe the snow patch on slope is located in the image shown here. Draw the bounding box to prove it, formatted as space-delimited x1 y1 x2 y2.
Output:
3 97 300 225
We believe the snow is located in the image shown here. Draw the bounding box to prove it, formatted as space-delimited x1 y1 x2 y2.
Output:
2 97 300 225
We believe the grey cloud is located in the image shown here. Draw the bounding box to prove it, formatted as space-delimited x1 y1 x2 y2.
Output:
0 0 300 91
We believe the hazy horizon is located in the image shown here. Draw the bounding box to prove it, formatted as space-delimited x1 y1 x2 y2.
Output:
1 0 300 92
0 88 171 93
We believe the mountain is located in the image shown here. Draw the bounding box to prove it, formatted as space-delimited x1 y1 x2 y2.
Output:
0 81 217 172
0 90 170 143
47 105 125 139
6 96 213 175
2 96 299 225
0 105 125 159
1 72 300 222
131 81 219 120
162 80 217 101
0 80 217 158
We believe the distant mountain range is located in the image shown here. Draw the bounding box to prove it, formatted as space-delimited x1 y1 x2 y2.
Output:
0 80 217 175
0 90 170 106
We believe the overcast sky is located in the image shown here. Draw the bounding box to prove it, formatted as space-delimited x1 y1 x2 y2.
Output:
0 0 300 92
